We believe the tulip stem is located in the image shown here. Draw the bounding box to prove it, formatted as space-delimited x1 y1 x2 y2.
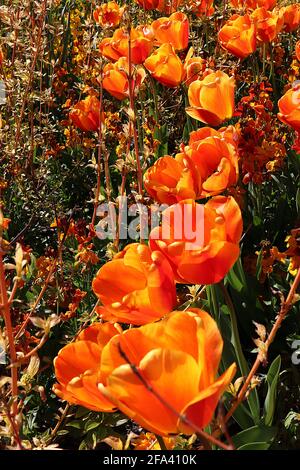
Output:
127 23 143 196
206 285 220 325
220 281 260 421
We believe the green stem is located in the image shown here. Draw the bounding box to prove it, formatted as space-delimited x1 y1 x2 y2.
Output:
220 282 260 422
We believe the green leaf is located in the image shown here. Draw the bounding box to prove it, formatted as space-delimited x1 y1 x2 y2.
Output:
85 421 101 432
238 442 271 450
66 420 83 429
226 257 247 293
232 424 276 449
264 355 281 426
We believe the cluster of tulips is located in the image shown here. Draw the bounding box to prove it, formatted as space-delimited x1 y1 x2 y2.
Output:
54 0 300 438
219 1 300 59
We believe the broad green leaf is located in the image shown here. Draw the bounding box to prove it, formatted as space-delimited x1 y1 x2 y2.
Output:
238 442 271 450
264 355 281 426
85 421 101 432
66 420 83 430
232 424 276 449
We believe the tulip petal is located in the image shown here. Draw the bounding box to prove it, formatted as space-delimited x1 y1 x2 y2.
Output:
178 362 236 433
104 348 200 435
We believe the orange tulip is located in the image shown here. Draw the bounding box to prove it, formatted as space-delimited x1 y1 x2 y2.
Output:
296 41 300 62
99 27 153 64
69 96 104 132
183 48 208 86
144 43 184 87
53 322 119 411
149 196 242 285
92 243 177 325
144 154 201 204
179 127 239 197
134 0 183 13
102 57 146 100
230 0 276 9
186 71 235 126
151 12 189 51
188 0 215 17
277 84 300 132
134 0 160 9
218 14 256 59
251 7 283 43
279 4 300 33
99 308 236 436
93 2 124 28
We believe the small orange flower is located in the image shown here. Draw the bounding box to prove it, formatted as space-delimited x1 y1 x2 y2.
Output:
144 43 184 87
230 0 276 9
277 84 300 132
69 96 104 132
179 127 239 197
251 7 283 43
279 4 300 33
186 71 235 126
102 57 146 100
99 27 153 64
149 196 242 285
188 0 215 17
92 243 177 325
0 46 3 65
93 2 124 28
144 154 201 204
183 48 208 86
151 12 189 51
53 322 119 411
296 41 300 62
99 308 236 436
218 14 256 59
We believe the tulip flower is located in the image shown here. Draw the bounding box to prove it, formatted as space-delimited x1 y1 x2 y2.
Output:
149 196 242 285
179 127 239 197
53 322 119 411
186 71 235 126
69 96 104 132
144 43 184 87
135 0 160 9
93 2 124 28
99 27 153 64
251 7 283 43
183 48 208 86
99 308 236 435
189 0 215 17
134 0 183 13
279 4 300 33
92 243 177 325
102 57 146 100
230 0 276 9
218 14 256 59
277 84 300 132
144 154 201 204
151 12 189 51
